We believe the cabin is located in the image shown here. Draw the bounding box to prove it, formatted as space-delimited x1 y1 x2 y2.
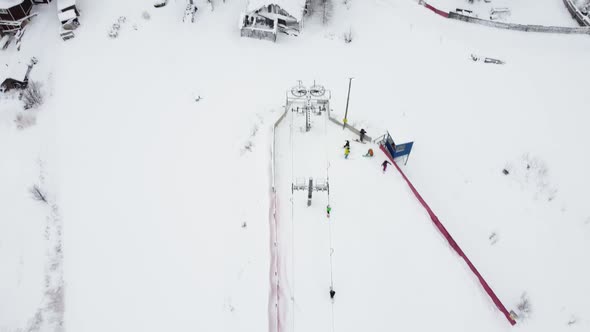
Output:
0 0 34 32
240 0 310 42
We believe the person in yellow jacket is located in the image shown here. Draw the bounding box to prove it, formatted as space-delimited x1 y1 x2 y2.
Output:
344 147 350 159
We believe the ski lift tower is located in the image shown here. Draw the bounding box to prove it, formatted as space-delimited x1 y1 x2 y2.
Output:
292 177 329 207
286 80 331 132
286 80 332 206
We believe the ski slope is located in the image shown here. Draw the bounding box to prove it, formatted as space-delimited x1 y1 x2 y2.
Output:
274 104 511 332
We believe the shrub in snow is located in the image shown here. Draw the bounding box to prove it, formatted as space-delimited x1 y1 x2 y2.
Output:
320 0 333 24
516 292 531 318
505 154 558 202
109 17 127 38
21 81 44 110
567 315 577 326
344 28 353 43
488 232 498 245
522 154 558 201
109 23 120 38
240 117 263 154
46 284 65 316
15 110 37 129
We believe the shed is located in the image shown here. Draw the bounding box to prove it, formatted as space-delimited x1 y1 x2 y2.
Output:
0 0 33 32
57 8 75 23
56 0 78 38
57 0 78 15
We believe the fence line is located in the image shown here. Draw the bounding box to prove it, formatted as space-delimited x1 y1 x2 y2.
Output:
422 1 449 18
327 111 373 142
448 12 590 34
418 0 590 35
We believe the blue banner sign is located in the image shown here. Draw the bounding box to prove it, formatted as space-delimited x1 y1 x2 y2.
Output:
393 141 413 159
381 132 414 165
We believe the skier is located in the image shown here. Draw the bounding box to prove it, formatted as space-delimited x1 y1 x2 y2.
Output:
329 287 336 300
326 205 331 218
359 128 367 142
363 148 374 157
343 140 350 149
344 147 350 159
382 160 391 172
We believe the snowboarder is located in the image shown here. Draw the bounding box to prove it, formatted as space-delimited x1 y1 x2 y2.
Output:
343 140 350 149
344 147 350 159
329 287 335 300
363 148 374 157
359 128 367 142
326 205 331 218
382 160 391 172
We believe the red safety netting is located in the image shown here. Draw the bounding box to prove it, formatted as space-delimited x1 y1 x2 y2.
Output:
424 2 450 18
268 189 280 332
380 145 516 326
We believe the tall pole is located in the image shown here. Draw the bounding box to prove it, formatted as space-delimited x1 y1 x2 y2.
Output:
343 77 353 129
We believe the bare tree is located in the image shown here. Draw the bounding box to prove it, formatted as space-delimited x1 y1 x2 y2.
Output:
516 292 531 317
320 0 333 24
21 81 44 110
344 27 353 43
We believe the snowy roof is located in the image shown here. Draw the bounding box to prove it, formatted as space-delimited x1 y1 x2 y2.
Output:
0 0 25 10
57 0 76 11
0 62 29 81
58 9 77 22
246 0 307 21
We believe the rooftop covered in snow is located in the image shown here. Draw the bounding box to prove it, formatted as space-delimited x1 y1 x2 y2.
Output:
246 0 307 21
0 0 26 10
57 0 76 11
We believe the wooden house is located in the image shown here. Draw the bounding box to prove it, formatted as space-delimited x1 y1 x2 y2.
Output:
0 0 34 32
240 0 310 42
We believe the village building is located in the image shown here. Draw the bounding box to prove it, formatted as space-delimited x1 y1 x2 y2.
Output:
240 0 310 42
0 0 52 34
0 0 34 32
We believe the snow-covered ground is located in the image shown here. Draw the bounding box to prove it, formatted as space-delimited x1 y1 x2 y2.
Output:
2 0 590 331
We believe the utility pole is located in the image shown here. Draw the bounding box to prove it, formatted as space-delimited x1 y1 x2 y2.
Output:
343 77 353 129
